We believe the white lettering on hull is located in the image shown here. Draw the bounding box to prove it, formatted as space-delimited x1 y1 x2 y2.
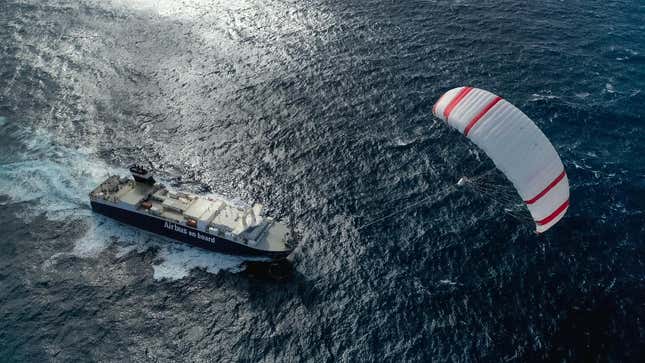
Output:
163 221 221 244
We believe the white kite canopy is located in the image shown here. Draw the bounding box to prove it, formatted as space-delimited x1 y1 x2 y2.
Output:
433 86 569 233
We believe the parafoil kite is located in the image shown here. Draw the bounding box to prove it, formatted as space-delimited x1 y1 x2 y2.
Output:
433 87 569 233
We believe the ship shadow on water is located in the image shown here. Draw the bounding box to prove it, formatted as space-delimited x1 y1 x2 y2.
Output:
242 258 295 282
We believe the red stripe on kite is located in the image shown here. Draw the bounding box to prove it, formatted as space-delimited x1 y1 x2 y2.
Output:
536 199 569 226
443 87 473 121
525 170 566 204
432 92 448 117
463 96 502 136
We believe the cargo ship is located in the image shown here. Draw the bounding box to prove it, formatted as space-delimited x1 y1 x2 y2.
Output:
89 166 294 259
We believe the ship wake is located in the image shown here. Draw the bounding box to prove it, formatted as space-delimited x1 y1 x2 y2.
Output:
0 118 263 280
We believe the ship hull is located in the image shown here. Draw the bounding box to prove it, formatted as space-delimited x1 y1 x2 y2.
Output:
90 201 291 259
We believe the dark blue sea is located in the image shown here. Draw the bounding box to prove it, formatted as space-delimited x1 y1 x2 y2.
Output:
1 0 644 361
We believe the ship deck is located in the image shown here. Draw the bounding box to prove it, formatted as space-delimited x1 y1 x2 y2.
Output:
90 176 291 253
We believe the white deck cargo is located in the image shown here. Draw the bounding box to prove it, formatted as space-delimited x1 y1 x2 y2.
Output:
89 174 291 254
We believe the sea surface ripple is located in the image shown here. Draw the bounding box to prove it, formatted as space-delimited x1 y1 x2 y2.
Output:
1 0 644 361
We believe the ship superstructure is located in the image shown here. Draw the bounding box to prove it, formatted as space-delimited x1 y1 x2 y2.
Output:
89 166 293 258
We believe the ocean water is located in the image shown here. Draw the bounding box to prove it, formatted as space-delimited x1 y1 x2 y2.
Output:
1 0 644 361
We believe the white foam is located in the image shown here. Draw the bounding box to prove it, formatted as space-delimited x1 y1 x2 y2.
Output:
391 137 416 147
439 279 458 286
152 244 261 281
529 93 558 102
115 244 139 258
2 123 256 280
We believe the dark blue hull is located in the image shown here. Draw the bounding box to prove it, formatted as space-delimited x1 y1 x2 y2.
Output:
90 201 291 259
